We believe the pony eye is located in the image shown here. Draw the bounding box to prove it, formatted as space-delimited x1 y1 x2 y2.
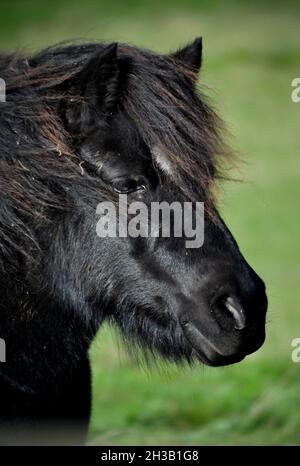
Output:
112 176 147 194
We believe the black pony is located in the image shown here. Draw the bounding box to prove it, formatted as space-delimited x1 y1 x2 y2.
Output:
0 39 267 445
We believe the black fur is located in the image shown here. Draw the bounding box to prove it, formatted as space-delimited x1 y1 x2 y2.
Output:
0 40 267 445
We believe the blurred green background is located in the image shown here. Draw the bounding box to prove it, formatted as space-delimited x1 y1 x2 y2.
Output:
2 0 299 445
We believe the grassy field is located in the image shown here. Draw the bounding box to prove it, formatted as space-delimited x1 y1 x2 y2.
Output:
2 0 300 445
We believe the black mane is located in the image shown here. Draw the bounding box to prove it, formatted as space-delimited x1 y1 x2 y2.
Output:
0 42 229 267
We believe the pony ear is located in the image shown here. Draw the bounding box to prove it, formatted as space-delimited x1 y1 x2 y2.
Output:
172 37 203 72
63 43 122 136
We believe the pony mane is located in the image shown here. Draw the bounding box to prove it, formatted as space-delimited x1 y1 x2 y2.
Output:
0 42 232 268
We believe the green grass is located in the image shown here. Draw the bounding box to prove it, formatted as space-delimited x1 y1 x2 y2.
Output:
2 0 300 446
88 328 300 445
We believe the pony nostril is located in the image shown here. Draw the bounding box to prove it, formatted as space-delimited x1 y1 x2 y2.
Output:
223 296 246 330
211 293 247 330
